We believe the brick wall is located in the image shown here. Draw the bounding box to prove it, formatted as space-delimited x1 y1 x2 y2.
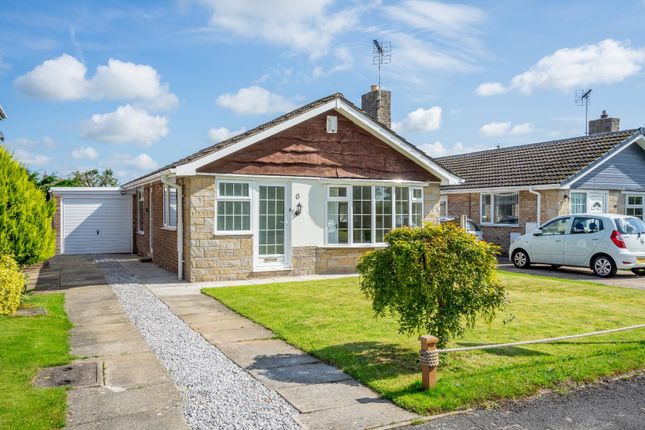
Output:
52 195 61 255
315 247 374 274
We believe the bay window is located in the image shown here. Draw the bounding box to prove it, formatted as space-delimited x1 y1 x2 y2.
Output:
326 185 423 245
216 182 251 233
481 192 519 225
625 194 644 220
162 186 177 229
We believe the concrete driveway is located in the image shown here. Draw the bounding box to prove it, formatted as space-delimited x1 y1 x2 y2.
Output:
498 262 645 290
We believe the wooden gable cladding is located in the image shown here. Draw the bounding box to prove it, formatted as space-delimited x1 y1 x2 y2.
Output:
197 112 439 182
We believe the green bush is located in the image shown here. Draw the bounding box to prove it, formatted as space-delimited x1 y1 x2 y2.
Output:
0 261 24 315
357 222 507 347
0 255 19 272
0 146 55 265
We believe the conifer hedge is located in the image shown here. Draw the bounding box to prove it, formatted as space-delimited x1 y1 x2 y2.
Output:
0 146 56 264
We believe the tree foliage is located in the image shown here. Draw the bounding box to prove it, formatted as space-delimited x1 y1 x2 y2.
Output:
357 222 507 347
70 169 118 187
0 146 56 264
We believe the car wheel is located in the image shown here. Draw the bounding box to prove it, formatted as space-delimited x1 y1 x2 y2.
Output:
591 255 617 278
631 268 645 276
512 250 530 269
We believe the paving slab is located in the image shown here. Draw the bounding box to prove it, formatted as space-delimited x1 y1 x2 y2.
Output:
71 335 151 358
200 324 276 345
279 380 381 413
189 315 258 332
69 312 131 327
251 362 354 390
65 407 188 430
295 401 418 430
70 325 144 347
103 351 173 389
220 339 320 370
66 383 183 426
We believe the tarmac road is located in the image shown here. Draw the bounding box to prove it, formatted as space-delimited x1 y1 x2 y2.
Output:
404 373 645 430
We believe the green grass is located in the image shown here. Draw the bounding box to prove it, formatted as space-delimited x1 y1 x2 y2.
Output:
0 294 72 430
203 272 645 415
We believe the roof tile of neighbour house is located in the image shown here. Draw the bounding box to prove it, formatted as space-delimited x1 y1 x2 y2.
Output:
123 92 454 187
438 129 641 191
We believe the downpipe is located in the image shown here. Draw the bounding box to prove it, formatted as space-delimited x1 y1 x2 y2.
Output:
528 187 541 226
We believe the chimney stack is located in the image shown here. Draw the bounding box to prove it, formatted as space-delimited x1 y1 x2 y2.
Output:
588 110 620 135
361 84 391 129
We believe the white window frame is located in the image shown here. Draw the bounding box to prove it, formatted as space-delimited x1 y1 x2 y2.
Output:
439 195 448 218
569 191 588 214
136 188 145 234
162 185 178 230
214 180 253 235
480 192 519 227
625 193 645 220
324 184 424 246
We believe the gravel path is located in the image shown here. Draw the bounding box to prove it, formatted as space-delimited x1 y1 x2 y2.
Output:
97 259 300 430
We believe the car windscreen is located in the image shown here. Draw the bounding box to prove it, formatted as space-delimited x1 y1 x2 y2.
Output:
614 217 645 235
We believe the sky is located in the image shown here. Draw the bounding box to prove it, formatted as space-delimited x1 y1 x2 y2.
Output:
1 0 645 183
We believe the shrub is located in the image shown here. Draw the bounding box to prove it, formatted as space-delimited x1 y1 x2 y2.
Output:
0 268 24 316
0 146 56 265
357 222 507 347
0 255 19 272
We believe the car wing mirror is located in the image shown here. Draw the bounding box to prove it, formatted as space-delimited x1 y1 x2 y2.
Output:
533 229 543 236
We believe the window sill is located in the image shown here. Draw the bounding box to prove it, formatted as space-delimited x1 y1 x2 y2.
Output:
213 231 253 236
321 243 388 249
480 224 520 228
162 226 177 231
136 230 145 235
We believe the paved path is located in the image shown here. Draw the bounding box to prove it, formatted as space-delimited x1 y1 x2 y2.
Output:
402 373 645 430
116 255 419 430
498 262 645 290
39 256 189 429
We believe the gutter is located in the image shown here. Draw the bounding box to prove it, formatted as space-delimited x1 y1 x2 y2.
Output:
528 187 541 226
160 174 183 281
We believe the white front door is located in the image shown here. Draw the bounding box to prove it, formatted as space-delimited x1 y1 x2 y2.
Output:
588 192 607 214
255 184 291 270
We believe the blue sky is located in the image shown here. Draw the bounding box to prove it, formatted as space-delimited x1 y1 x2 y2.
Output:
2 0 645 183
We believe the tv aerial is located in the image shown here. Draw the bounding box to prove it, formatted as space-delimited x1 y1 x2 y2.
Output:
575 89 592 135
372 40 391 88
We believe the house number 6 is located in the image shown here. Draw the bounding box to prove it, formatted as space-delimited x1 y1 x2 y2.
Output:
295 193 300 200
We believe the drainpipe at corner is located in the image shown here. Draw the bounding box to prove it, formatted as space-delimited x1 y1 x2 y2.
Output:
161 175 183 280
528 187 541 226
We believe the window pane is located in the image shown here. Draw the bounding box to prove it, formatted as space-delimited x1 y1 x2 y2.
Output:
481 194 492 223
395 187 409 227
168 188 177 227
217 201 250 231
570 192 587 214
411 202 423 227
352 186 372 243
327 201 349 244
541 217 569 235
439 198 448 218
571 217 604 234
375 186 392 243
412 188 422 199
219 182 249 197
494 193 518 224
329 186 347 198
627 195 643 206
137 200 144 231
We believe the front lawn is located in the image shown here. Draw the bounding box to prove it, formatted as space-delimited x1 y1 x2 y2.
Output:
203 272 645 414
0 294 72 430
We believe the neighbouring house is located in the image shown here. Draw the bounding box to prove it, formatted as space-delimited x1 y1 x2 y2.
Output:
116 87 461 281
438 112 645 254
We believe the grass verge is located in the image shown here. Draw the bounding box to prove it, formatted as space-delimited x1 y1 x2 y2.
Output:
0 294 72 429
203 272 645 414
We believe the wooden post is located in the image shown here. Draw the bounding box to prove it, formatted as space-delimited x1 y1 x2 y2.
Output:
419 335 439 390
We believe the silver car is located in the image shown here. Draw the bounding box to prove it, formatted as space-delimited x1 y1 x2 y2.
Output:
509 214 645 278
439 217 483 240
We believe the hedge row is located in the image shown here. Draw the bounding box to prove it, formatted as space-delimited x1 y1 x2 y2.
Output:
0 255 23 315
0 146 55 265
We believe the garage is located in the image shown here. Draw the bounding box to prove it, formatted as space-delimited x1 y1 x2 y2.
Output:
51 188 132 255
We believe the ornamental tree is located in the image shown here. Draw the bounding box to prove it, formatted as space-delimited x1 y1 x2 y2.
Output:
357 222 506 348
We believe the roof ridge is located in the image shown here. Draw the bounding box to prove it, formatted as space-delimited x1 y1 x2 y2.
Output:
437 128 638 161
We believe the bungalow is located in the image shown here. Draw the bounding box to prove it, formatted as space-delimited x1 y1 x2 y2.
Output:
438 112 645 254
121 87 461 281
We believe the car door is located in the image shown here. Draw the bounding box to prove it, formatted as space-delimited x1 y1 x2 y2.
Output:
563 217 605 266
531 217 570 264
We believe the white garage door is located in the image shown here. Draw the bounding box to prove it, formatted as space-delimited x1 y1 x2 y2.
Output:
62 196 131 254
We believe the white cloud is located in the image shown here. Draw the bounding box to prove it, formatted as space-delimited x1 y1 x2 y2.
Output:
12 149 52 166
208 126 245 142
109 153 159 171
195 0 359 58
478 39 645 96
419 141 464 157
479 121 535 137
216 86 295 114
8 136 57 148
475 81 507 96
392 107 442 133
71 146 99 160
15 54 178 111
81 105 169 146
311 47 353 78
